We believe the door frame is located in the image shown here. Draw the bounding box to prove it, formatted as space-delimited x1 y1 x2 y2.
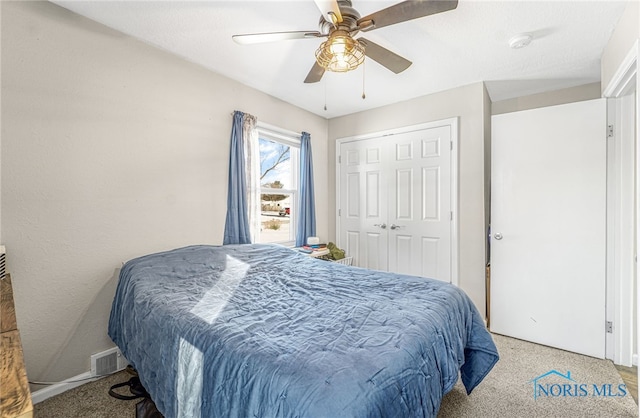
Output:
335 117 460 286
602 40 638 367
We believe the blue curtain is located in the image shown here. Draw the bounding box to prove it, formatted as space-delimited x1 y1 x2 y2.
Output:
223 111 251 244
296 132 316 246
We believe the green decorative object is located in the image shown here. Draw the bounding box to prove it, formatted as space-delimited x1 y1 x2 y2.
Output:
327 242 345 260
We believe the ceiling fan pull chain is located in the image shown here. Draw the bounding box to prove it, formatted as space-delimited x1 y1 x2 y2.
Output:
324 77 328 111
362 59 366 100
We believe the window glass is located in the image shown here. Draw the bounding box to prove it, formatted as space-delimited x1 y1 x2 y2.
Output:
260 138 292 189
257 131 299 245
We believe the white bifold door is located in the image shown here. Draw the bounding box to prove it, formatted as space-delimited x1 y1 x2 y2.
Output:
338 120 456 283
490 99 606 359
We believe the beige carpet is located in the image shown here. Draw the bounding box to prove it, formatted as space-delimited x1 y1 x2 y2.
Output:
34 370 137 417
35 334 638 417
439 334 638 417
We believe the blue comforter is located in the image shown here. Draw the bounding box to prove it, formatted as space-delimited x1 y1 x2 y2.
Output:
109 244 498 417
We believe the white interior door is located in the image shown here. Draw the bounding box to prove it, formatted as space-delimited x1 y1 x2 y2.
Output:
339 138 389 271
490 99 607 359
338 121 455 283
387 127 452 281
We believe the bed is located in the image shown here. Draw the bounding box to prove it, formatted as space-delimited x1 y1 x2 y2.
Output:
108 244 498 417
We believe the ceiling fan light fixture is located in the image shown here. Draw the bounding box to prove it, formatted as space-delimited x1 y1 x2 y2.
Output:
315 30 365 72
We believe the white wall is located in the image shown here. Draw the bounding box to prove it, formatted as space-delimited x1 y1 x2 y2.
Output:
328 82 489 317
1 1 328 383
492 82 601 115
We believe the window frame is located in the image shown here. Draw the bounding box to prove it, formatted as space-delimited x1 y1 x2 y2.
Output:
256 122 300 246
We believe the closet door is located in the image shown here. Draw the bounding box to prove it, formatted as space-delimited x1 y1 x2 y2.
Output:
387 126 452 282
338 138 389 271
338 120 454 283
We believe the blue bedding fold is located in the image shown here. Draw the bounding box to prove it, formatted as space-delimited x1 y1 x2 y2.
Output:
109 244 498 417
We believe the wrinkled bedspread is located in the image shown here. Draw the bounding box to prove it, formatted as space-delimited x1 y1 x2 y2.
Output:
109 244 498 418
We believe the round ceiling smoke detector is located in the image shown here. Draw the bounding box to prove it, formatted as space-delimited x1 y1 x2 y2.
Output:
509 33 533 49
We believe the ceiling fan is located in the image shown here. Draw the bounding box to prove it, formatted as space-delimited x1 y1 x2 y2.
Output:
232 0 458 83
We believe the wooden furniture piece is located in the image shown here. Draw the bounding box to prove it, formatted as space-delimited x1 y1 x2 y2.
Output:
1 274 33 418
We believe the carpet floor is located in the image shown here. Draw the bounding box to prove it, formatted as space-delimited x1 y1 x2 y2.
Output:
438 334 638 417
34 334 638 417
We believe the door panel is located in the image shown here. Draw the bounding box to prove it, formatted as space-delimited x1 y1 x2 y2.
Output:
346 172 360 217
365 232 385 271
392 234 413 275
396 168 413 220
490 99 606 359
366 171 381 217
346 230 359 256
422 167 440 220
421 237 440 278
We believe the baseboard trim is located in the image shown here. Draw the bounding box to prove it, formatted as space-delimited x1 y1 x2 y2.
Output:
31 372 100 404
633 353 638 367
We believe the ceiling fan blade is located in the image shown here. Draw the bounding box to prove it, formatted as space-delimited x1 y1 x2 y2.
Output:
357 0 458 32
359 38 412 74
233 30 323 45
313 0 343 24
304 61 325 83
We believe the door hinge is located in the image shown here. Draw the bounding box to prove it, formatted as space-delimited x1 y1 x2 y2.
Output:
606 321 613 333
450 211 453 221
338 155 342 164
338 209 341 217
607 125 614 138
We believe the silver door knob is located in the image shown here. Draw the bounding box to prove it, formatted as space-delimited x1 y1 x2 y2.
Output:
493 232 503 240
390 224 403 230
374 223 387 229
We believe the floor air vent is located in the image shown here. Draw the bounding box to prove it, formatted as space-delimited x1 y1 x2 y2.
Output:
91 347 127 376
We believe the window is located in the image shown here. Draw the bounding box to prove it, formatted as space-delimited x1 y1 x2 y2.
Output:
256 124 300 245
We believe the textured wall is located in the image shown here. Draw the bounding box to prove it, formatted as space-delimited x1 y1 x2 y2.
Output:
492 82 601 115
1 1 328 384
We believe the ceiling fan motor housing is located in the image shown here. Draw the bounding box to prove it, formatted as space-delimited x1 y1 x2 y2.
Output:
319 0 361 35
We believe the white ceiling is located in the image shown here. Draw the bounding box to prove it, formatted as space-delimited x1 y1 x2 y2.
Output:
51 0 630 119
